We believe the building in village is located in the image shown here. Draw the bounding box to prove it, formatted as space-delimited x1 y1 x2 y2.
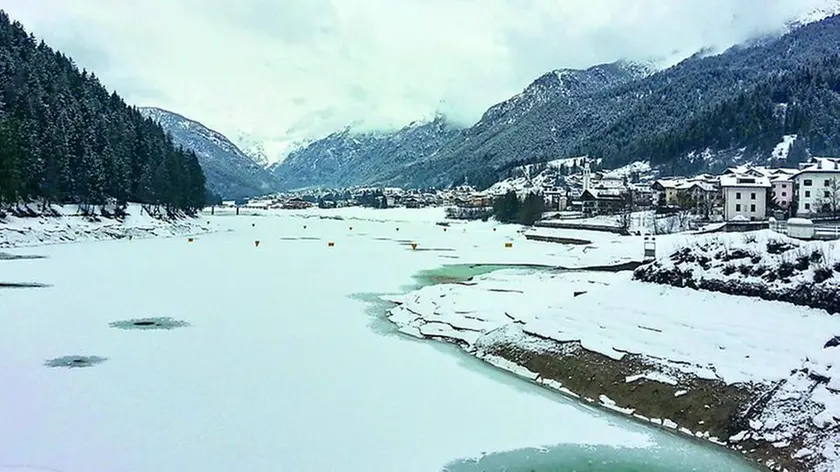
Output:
629 183 653 207
675 181 718 203
675 180 720 217
577 164 628 216
771 174 795 209
543 189 569 211
281 197 312 209
791 157 840 216
719 174 771 221
650 180 682 207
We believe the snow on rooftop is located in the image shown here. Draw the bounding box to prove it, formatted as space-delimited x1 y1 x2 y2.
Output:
797 157 840 173
654 179 684 189
719 174 771 188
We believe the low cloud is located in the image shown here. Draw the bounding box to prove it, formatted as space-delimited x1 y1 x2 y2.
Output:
0 0 828 161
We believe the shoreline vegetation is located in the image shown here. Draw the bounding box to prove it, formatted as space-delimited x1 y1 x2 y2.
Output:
382 262 837 472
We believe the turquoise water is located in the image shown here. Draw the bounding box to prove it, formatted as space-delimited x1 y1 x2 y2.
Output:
443 444 761 472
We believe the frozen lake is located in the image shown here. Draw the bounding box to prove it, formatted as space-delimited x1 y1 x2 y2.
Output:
0 210 760 471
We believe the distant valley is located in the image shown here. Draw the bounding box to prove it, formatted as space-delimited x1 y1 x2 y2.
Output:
139 107 279 200
144 9 840 196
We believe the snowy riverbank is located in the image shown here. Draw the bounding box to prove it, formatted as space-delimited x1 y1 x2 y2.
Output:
386 260 840 471
634 230 840 314
0 203 211 248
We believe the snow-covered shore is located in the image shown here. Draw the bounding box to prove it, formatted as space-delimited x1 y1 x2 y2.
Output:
635 230 840 314
385 245 840 471
0 203 211 248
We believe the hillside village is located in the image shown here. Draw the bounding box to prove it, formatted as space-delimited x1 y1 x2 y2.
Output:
235 156 840 232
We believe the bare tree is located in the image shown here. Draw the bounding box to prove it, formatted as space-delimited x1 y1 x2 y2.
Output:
817 177 840 217
617 189 635 234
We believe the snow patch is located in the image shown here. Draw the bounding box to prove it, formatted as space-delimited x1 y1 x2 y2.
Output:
771 134 797 161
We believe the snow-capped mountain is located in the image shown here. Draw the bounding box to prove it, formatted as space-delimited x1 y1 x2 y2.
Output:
186 12 840 193
270 60 649 190
476 60 656 132
788 0 840 29
269 114 462 190
235 132 271 168
373 15 840 188
139 107 278 200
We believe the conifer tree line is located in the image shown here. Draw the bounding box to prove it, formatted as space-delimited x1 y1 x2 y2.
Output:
0 11 206 214
587 54 840 174
492 191 545 226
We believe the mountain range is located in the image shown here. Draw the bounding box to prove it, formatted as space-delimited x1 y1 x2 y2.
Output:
262 13 840 191
144 7 840 195
138 107 278 200
267 114 463 190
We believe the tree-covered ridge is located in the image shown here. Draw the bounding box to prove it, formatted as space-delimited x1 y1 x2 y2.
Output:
0 11 205 214
383 15 840 188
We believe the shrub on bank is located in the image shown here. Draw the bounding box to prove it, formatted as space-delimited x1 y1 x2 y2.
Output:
634 231 840 314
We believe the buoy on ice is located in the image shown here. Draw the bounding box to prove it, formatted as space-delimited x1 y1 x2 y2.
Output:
255 240 261 247
504 242 513 248
328 241 335 247
410 243 417 250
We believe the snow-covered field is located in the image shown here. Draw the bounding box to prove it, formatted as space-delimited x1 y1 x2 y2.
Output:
0 207 760 472
0 203 210 248
542 210 705 235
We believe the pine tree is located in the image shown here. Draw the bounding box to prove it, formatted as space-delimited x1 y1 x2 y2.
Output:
0 14 207 214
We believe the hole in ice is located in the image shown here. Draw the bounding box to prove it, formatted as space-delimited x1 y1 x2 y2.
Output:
0 282 49 289
110 317 190 330
0 252 46 260
44 355 107 369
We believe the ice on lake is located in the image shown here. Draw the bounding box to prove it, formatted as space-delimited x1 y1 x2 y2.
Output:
0 208 759 472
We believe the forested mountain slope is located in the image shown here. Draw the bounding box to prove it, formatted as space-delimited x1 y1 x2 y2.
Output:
139 107 278 200
385 15 840 188
269 115 462 190
0 11 206 213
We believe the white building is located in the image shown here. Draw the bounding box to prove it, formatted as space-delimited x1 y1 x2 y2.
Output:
792 157 840 216
719 174 771 221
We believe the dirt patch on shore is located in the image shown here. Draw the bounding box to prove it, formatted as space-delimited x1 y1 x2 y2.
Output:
474 331 807 471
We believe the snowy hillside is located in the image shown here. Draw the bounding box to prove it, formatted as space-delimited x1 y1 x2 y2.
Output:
634 231 840 313
269 114 463 190
788 0 840 29
235 132 271 168
139 107 279 200
477 61 656 131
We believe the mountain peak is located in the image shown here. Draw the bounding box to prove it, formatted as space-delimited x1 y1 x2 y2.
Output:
788 0 840 29
139 107 278 199
235 132 270 168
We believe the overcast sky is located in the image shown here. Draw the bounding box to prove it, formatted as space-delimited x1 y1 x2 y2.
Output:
0 0 833 161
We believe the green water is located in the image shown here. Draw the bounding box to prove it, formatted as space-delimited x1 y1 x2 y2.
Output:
443 443 761 472
408 263 554 289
